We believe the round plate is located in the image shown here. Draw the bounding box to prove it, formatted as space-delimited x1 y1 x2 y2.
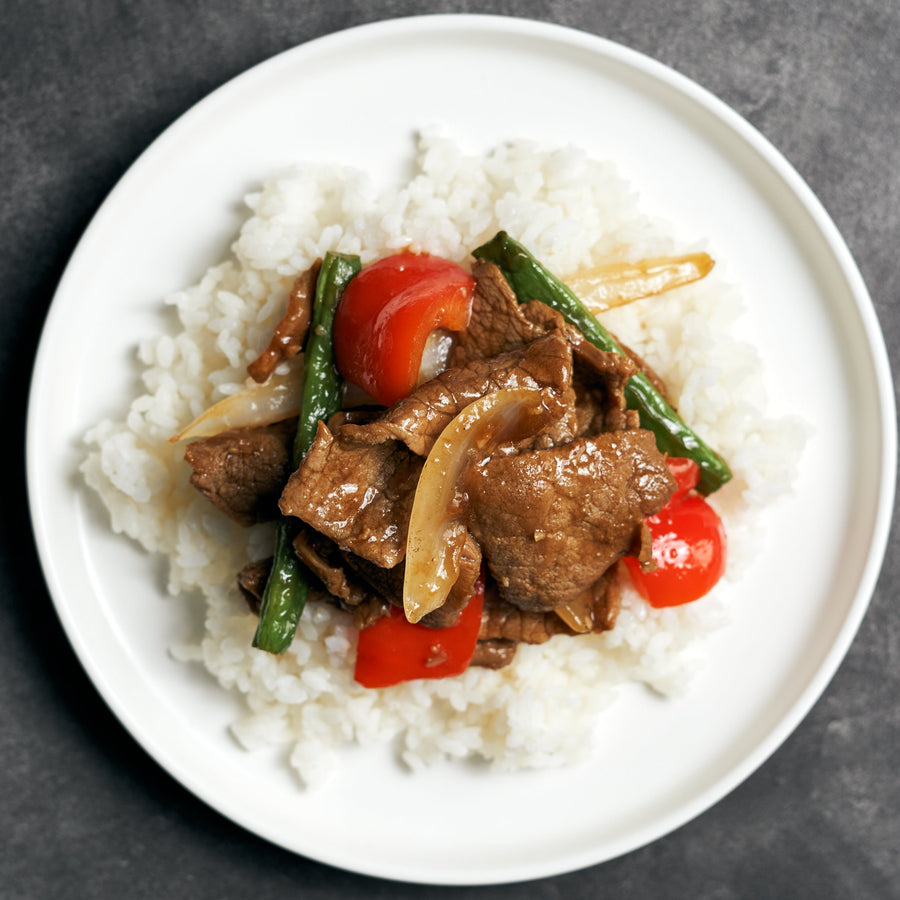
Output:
26 15 896 885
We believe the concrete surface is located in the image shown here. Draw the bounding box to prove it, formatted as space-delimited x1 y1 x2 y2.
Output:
3 2 898 897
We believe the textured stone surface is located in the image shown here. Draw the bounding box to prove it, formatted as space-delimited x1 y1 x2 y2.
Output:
2 2 898 897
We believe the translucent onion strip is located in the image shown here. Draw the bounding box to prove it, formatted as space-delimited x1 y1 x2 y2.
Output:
563 252 714 313
416 328 455 386
168 360 303 443
554 594 594 633
403 387 562 624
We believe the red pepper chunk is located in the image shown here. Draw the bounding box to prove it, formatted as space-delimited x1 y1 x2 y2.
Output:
333 252 474 406
665 455 700 502
353 578 485 689
623 457 726 608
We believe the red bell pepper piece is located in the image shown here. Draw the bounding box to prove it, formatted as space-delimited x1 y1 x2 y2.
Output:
332 252 474 406
623 457 726 608
665 455 700 502
353 576 484 689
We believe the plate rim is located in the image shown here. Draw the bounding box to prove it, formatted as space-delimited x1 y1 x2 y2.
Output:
25 13 898 885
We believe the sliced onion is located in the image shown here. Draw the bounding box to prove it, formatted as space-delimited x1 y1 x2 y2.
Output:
403 387 562 624
564 252 714 313
168 361 303 443
416 328 455 386
554 595 594 633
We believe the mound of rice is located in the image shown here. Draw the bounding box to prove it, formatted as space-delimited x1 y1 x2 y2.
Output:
81 131 806 786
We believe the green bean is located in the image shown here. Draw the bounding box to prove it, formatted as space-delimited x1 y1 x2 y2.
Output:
253 252 361 654
472 232 732 495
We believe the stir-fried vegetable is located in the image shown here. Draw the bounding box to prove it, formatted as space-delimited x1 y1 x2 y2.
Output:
247 260 319 383
333 252 474 406
244 237 729 662
554 594 595 633
624 494 727 607
354 573 485 688
403 388 565 623
623 456 727 607
564 252 714 313
253 252 361 654
472 232 733 495
168 364 304 443
665 456 702 503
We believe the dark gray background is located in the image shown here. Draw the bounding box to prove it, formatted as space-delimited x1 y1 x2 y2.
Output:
4 1 898 898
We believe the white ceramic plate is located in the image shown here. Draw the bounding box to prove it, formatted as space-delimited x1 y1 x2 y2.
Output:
26 15 896 886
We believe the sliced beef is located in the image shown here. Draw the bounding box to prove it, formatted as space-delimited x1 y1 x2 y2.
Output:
237 529 477 632
237 558 270 614
342 531 482 629
219 259 679 655
570 339 639 434
470 639 518 669
582 570 622 632
455 260 667 437
339 552 404 610
469 573 620 670
247 261 319 383
185 418 296 526
467 430 675 611
237 540 390 631
327 408 383 429
341 330 578 457
347 596 393 631
279 420 423 568
292 526 372 609
449 261 559 363
513 296 640 434
479 590 570 644
478 570 619 644
279 331 579 570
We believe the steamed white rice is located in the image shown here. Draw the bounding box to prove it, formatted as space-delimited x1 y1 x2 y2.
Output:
81 131 807 786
